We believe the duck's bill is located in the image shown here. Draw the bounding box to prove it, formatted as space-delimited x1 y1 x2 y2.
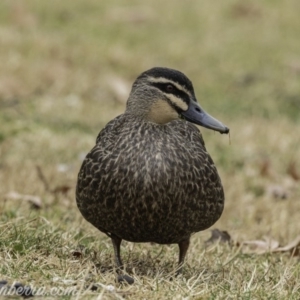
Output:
181 102 229 134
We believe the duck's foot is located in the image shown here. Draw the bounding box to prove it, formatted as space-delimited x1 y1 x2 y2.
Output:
117 274 134 285
168 269 182 281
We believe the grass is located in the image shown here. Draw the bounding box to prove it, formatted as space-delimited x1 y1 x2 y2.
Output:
0 0 300 299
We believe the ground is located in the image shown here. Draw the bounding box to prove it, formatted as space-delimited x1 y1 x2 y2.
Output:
0 1 300 299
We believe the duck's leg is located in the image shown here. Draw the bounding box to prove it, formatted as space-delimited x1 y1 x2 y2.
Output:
111 234 123 268
176 238 190 275
111 234 134 284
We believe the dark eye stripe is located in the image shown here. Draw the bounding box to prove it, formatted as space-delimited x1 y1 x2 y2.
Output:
151 82 190 104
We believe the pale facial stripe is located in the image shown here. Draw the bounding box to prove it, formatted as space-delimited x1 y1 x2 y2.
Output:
147 76 192 98
167 94 189 111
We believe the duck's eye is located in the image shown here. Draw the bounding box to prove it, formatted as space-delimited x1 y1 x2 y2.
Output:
166 84 175 92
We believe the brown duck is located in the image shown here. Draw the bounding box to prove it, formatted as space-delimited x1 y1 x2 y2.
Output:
76 67 229 281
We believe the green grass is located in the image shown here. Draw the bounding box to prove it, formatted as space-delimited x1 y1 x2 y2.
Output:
1 0 300 299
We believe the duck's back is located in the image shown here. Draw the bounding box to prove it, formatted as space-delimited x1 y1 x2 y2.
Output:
76 114 224 244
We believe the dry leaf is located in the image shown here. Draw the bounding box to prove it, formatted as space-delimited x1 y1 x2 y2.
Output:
231 3 261 19
274 235 300 256
266 185 288 200
287 161 300 181
36 165 72 195
52 185 71 195
36 165 50 191
205 229 232 247
71 250 82 258
5 191 42 209
241 235 300 256
71 245 86 258
258 158 271 177
242 236 279 254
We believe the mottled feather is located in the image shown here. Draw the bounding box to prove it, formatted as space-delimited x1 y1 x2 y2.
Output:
76 114 224 243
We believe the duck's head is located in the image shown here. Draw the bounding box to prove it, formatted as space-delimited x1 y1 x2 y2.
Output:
126 67 229 134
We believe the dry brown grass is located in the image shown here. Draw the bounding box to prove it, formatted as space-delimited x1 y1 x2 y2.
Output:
1 0 300 299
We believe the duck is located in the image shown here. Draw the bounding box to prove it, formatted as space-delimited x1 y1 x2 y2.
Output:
76 67 229 282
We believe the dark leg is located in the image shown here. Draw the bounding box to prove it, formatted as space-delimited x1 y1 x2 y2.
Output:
111 234 134 284
176 238 190 275
111 234 123 268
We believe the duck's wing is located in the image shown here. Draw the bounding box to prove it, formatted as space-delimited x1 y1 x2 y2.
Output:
96 114 125 145
76 114 127 234
76 115 125 197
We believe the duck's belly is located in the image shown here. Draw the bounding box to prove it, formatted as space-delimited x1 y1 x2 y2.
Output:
77 151 224 244
99 190 223 244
